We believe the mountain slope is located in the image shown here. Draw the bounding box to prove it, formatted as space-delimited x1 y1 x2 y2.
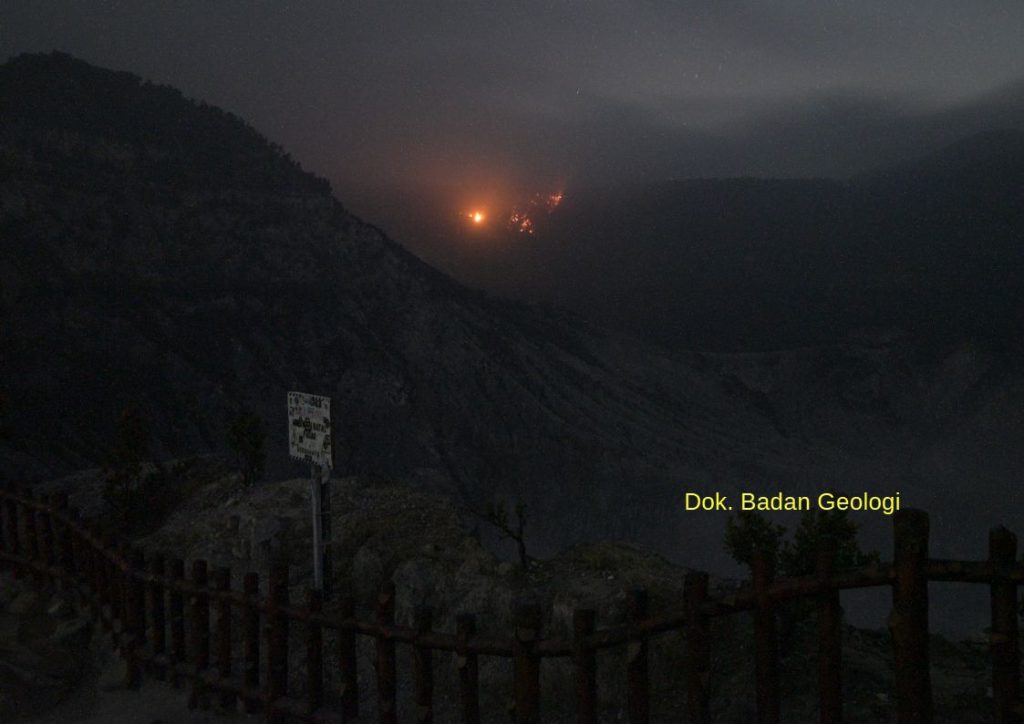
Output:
437 131 1024 353
0 53 796 561
4 55 1024 637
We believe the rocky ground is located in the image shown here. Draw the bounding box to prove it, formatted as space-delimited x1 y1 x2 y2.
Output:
0 572 92 721
7 469 994 721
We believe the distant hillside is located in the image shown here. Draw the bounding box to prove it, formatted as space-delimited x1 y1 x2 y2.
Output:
0 53 793 563
434 131 1024 353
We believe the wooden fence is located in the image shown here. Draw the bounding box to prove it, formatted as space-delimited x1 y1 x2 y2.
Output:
0 485 1020 723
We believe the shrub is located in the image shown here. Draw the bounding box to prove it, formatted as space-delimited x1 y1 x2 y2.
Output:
724 506 878 577
103 406 150 524
227 410 266 487
724 511 786 571
779 508 881 577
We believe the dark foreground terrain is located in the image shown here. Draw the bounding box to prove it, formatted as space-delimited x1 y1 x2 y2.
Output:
0 469 996 722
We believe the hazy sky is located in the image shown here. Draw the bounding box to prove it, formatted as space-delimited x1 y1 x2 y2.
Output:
6 1 1024 200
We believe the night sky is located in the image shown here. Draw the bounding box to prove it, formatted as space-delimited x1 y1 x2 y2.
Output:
7 2 1024 214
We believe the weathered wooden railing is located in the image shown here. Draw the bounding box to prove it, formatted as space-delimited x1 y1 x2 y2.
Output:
0 485 1020 723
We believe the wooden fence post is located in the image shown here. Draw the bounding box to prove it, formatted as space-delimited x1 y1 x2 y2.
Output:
100 535 113 627
267 562 290 715
891 509 932 724
90 526 106 621
149 554 167 675
306 588 324 714
513 603 542 724
125 545 139 639
54 494 73 599
455 613 480 724
376 581 397 724
190 559 210 709
573 608 597 724
684 572 711 724
0 493 10 571
627 590 650 724
65 508 83 609
24 494 40 584
115 540 131 630
242 571 260 714
3 497 19 574
47 495 61 575
214 566 234 711
170 558 186 685
989 526 1019 724
101 532 117 626
817 538 842 723
78 520 89 604
88 526 102 617
38 496 54 586
132 548 148 643
413 605 435 723
752 550 780 724
90 526 103 618
124 547 146 688
0 493 6 569
113 541 127 632
338 594 359 721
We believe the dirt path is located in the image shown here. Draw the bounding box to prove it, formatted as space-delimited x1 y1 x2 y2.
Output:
1 572 251 723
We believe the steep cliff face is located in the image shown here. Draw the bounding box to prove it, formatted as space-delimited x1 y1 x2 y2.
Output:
0 53 793 560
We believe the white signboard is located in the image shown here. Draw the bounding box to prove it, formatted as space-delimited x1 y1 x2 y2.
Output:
287 391 333 469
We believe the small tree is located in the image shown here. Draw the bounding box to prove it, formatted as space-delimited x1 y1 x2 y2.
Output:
725 507 878 576
104 406 150 524
725 505 880 653
779 508 880 577
724 511 786 571
466 497 531 570
227 410 266 488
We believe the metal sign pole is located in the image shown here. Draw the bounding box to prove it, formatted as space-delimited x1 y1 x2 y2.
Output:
320 464 332 600
288 391 334 599
310 462 324 592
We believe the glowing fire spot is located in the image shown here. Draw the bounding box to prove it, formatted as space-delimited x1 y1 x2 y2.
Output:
506 189 563 234
468 210 486 224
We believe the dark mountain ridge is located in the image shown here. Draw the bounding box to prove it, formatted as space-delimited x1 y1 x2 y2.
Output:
422 130 1024 354
0 52 794 562
1 51 329 196
3 55 1024 639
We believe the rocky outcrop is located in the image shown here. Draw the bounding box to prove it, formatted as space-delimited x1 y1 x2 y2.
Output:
0 572 93 721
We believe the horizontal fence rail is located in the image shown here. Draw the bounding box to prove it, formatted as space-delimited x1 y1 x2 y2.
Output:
0 486 1020 723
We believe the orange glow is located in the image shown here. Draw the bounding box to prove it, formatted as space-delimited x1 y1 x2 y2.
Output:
506 189 563 234
459 189 563 236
